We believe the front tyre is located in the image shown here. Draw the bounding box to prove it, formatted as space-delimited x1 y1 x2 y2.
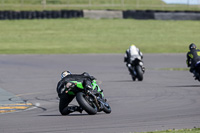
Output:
136 65 143 81
132 76 136 81
103 102 111 114
76 92 97 115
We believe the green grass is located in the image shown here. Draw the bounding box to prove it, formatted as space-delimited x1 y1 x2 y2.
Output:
0 0 200 11
156 68 190 71
0 18 199 54
140 128 200 133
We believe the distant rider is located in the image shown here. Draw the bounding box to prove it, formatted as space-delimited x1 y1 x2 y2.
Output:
186 43 200 79
124 45 145 73
56 71 103 115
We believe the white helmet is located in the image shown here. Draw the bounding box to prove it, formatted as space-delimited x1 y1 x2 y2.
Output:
61 71 71 79
129 45 138 55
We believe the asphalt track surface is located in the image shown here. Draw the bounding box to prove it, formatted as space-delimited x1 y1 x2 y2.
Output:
1 54 200 133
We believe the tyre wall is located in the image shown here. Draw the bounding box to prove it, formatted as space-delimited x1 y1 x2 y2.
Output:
0 10 83 20
123 10 155 19
123 10 200 20
0 10 200 20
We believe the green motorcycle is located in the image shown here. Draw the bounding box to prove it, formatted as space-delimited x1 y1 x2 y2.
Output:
65 80 111 115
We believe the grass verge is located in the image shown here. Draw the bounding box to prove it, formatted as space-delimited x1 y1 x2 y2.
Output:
0 18 199 54
140 128 200 133
0 0 200 11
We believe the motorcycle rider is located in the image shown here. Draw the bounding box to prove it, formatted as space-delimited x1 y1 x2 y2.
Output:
186 43 200 79
124 44 145 75
56 70 103 115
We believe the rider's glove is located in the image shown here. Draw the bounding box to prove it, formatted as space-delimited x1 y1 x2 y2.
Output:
90 76 96 80
127 64 131 67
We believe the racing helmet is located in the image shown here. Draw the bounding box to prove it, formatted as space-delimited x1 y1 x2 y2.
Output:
61 71 71 79
189 43 196 50
82 72 90 76
129 45 137 55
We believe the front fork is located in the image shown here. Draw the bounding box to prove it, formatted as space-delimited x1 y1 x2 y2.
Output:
128 65 136 76
87 90 104 111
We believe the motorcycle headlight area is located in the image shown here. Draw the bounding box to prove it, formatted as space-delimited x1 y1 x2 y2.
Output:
139 62 143 66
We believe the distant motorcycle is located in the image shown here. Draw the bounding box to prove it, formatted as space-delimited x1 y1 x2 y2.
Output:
128 56 144 81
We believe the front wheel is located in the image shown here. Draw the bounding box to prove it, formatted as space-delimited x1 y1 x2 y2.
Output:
103 102 111 114
131 76 136 81
76 92 97 115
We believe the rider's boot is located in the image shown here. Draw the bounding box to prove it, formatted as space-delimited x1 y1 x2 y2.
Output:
67 106 83 114
73 106 83 113
195 73 199 80
66 106 75 113
192 70 199 80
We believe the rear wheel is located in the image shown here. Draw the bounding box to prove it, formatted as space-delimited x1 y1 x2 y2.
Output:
76 92 97 115
136 65 143 81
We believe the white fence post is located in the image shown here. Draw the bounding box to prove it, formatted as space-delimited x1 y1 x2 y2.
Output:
66 0 70 6
42 0 46 9
1 0 4 7
199 0 200 8
20 0 24 7
136 0 139 8
89 0 92 6
121 0 124 7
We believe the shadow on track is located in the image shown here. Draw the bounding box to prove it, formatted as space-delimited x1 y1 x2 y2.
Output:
167 85 200 88
104 80 137 82
39 113 105 116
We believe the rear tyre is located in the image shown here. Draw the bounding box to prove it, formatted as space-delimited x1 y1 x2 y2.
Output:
76 92 97 115
136 65 143 81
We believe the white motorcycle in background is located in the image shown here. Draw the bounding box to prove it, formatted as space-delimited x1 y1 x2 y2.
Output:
127 55 145 81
